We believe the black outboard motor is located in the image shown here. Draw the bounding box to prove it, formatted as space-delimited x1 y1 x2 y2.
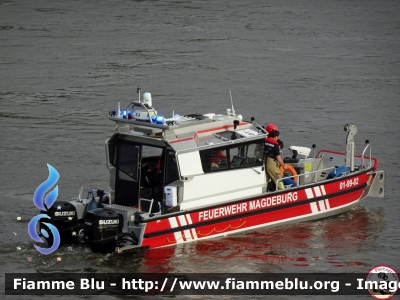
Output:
40 200 80 245
84 208 122 252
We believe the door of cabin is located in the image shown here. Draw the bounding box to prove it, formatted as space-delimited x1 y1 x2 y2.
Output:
114 141 141 206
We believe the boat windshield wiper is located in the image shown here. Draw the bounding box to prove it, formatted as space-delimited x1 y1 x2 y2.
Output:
251 166 262 174
250 158 262 174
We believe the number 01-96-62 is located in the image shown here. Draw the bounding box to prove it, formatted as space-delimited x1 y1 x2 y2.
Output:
339 178 359 189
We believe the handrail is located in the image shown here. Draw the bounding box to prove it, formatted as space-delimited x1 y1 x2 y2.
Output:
174 132 268 156
139 198 154 214
275 166 336 191
105 138 112 170
361 144 372 168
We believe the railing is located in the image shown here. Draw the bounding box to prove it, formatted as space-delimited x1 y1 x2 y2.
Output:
105 138 112 170
174 132 268 156
138 198 164 218
275 166 336 191
360 143 372 169
138 198 154 214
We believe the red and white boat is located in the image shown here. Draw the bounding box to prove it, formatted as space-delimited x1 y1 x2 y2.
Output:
43 88 385 253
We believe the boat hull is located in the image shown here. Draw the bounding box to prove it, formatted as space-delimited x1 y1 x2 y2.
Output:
139 170 375 249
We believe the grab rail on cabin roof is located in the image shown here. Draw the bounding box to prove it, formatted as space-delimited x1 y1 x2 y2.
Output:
174 133 268 155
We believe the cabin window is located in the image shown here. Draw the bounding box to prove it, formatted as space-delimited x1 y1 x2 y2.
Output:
142 145 163 159
199 148 227 173
117 142 140 181
200 140 263 173
166 151 179 184
230 143 263 168
141 146 163 188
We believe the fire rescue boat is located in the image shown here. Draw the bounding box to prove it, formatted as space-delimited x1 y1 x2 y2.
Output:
40 87 385 253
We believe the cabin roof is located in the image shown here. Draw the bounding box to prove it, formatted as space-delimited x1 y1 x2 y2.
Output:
110 112 267 152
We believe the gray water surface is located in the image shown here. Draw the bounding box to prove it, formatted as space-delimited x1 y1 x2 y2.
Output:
1 0 399 298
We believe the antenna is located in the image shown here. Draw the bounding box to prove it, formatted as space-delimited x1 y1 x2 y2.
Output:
137 86 141 102
229 90 235 115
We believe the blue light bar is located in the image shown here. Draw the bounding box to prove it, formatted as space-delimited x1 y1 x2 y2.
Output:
155 116 164 124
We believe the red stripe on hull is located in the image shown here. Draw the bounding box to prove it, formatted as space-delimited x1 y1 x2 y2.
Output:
328 188 363 209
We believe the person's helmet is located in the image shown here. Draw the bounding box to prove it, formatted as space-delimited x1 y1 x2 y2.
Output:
265 123 278 134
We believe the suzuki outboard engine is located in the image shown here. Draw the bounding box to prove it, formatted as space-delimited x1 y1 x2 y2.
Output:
40 200 79 245
84 208 122 252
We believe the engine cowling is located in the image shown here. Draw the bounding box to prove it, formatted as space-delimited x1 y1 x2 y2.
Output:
84 208 122 252
40 200 79 244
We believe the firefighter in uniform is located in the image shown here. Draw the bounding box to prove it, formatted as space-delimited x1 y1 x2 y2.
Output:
264 125 286 190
